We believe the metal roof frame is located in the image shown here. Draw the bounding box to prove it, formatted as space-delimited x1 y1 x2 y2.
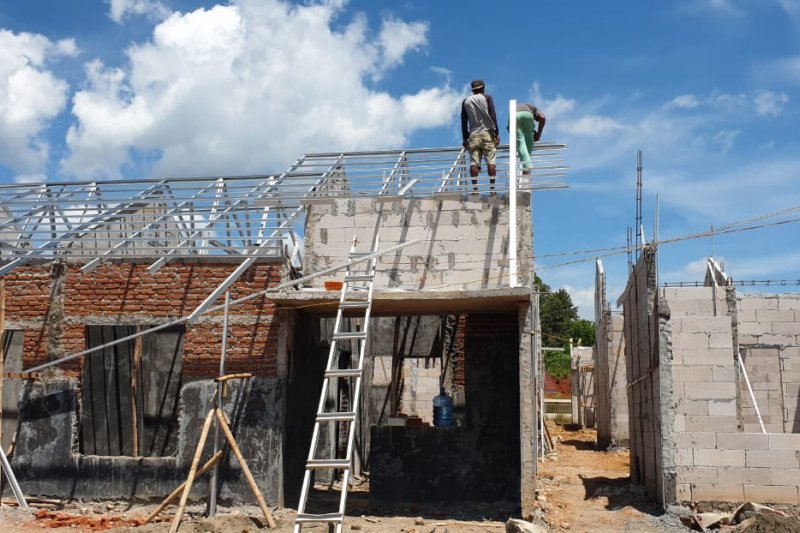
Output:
0 143 567 318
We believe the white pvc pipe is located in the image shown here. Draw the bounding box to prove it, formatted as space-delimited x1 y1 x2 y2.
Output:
737 349 766 434
509 99 518 288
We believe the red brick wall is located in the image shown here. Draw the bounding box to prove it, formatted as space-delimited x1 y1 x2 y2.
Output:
4 261 283 376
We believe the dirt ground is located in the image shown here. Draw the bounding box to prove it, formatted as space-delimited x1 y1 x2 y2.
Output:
1 424 798 532
537 423 687 532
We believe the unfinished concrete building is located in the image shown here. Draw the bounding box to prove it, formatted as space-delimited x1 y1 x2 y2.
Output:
594 259 629 449
0 143 567 519
603 248 800 506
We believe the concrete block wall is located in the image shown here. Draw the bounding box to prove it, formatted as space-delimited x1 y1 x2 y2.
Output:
303 195 532 290
662 287 800 505
673 432 800 505
619 248 663 502
737 295 800 433
595 257 629 448
737 294 800 346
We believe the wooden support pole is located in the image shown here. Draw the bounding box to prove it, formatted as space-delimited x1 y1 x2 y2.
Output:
131 326 142 457
214 408 276 528
0 278 5 486
144 450 223 524
169 408 215 533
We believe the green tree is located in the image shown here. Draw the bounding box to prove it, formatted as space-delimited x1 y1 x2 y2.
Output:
536 275 596 348
569 319 596 346
540 288 578 346
543 350 571 380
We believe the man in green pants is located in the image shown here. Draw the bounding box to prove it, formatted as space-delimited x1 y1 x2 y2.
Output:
515 103 546 175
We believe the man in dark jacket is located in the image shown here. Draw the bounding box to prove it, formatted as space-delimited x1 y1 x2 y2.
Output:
461 79 499 193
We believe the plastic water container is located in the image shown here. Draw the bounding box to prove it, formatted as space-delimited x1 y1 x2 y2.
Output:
432 388 454 427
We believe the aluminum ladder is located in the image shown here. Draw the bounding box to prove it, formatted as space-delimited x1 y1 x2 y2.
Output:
294 237 379 533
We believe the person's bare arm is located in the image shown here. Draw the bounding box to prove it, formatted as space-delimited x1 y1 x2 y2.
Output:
534 112 546 142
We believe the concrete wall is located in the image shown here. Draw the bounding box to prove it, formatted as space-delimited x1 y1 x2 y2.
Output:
619 248 665 503
594 260 629 448
369 313 521 512
737 294 800 433
622 276 800 506
3 259 289 503
303 195 532 290
10 377 285 505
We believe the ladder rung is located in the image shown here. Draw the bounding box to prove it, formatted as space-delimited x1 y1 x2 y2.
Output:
345 274 373 282
295 512 344 524
317 411 356 421
325 368 363 378
349 252 373 258
339 300 369 309
307 458 351 469
344 285 370 291
332 331 367 340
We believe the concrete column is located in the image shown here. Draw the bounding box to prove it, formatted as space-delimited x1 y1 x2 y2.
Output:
518 298 536 516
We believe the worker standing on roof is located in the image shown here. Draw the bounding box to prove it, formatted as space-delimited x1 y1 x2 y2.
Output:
461 79 500 194
514 103 546 176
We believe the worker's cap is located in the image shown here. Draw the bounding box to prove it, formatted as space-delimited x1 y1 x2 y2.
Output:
470 79 485 91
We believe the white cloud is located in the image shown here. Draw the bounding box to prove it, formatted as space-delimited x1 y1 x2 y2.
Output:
0 29 74 175
558 115 625 137
753 90 789 116
61 0 461 179
666 94 699 109
664 90 789 115
756 55 800 85
563 284 596 321
681 0 744 17
107 0 170 23
726 250 800 278
377 18 428 73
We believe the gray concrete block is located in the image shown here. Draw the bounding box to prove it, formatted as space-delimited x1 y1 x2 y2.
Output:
694 449 745 467
760 334 798 345
679 348 734 366
676 483 692 501
708 333 733 349
691 483 744 501
769 433 800 450
673 332 710 351
771 321 800 335
718 466 770 485
746 450 800 469
675 448 694 466
743 485 799 505
683 381 736 401
756 309 796 322
673 316 732 334
675 431 716 450
711 366 736 382
673 364 713 382
771 468 800 485
708 400 737 417
715 433 769 450
676 466 718 484
738 297 779 311
685 415 737 432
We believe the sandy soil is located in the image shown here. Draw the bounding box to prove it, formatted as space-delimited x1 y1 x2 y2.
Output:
1 424 798 532
536 423 687 532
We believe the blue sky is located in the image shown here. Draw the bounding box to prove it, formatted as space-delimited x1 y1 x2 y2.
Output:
1 0 799 318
